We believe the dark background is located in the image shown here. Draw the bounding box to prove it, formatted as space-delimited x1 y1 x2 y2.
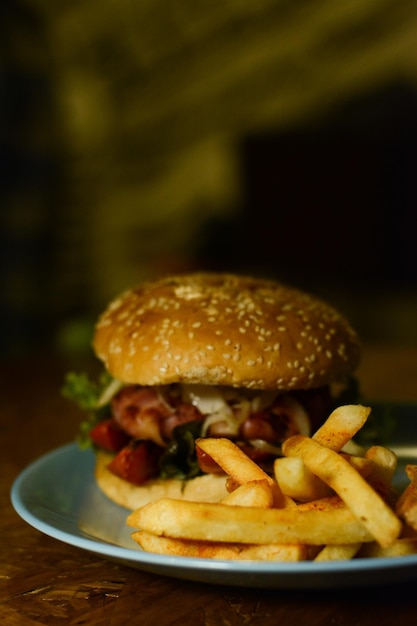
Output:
2 1 417 358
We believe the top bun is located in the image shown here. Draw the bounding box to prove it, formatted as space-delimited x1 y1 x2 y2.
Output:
93 272 360 391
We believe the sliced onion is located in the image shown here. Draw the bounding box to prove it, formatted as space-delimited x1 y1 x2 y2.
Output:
181 384 311 441
250 390 279 413
97 377 123 407
182 384 232 416
249 439 283 455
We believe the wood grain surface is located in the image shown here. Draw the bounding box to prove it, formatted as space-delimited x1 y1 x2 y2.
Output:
2 348 417 625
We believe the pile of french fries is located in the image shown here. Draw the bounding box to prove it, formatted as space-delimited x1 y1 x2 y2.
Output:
127 405 417 561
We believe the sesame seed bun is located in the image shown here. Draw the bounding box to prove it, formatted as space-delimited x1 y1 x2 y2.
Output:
93 272 360 391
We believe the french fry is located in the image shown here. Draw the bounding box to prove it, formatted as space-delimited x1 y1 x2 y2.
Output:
282 435 402 546
132 531 307 561
314 542 362 562
273 456 333 502
296 494 345 511
358 537 417 559
396 464 417 532
220 479 274 508
364 445 397 497
196 437 285 507
127 498 374 545
407 465 417 481
312 404 371 451
237 543 307 561
341 454 374 478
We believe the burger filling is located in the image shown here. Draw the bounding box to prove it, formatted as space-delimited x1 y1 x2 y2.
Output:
63 372 358 486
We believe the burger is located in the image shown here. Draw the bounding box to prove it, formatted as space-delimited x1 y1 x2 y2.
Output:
64 272 361 510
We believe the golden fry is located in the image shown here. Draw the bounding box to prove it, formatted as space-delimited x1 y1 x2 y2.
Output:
127 498 374 545
314 542 362 562
312 404 371 451
273 456 333 502
282 435 401 546
220 480 274 508
359 537 417 558
396 464 417 532
132 531 307 561
364 445 397 497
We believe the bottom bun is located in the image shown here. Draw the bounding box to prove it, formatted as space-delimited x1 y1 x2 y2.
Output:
95 450 229 510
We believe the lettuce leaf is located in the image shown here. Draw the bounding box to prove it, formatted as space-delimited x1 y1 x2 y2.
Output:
159 420 203 480
62 371 114 448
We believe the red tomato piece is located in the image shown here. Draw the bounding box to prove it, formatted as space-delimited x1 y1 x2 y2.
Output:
107 441 162 485
89 419 131 452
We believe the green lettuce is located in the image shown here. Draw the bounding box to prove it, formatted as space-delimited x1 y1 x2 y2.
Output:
62 371 115 448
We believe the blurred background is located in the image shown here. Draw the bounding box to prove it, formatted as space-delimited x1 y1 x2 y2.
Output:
2 0 417 360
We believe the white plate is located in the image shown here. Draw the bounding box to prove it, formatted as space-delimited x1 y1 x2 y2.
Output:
11 403 417 589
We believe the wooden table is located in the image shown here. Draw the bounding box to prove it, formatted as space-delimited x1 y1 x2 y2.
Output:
2 346 417 625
